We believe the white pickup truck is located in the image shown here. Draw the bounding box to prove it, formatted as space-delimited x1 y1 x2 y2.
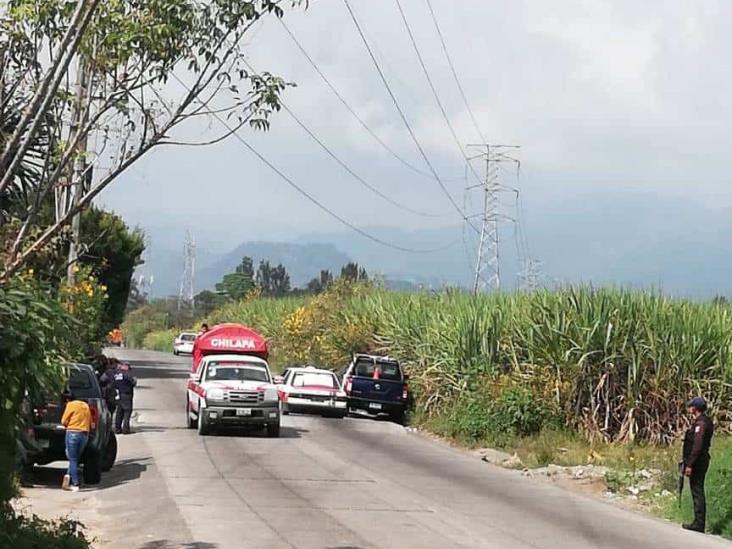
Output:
186 354 280 436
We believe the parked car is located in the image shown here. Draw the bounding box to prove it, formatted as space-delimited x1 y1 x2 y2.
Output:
277 366 346 418
338 354 409 424
29 363 117 484
173 332 197 355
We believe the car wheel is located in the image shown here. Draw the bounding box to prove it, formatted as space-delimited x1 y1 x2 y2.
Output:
197 409 210 436
186 399 197 429
173 350 178 356
102 432 117 472
389 410 406 425
266 421 280 438
83 448 103 485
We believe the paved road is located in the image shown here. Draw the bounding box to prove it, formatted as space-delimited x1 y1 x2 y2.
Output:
61 349 730 548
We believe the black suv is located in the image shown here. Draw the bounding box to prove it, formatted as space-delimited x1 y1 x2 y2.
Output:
29 363 117 484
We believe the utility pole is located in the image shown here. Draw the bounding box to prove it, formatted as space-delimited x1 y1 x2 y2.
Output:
467 144 520 294
65 57 91 284
178 230 195 310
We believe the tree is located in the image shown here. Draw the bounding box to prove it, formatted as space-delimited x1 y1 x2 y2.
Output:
194 289 223 316
1 0 303 280
306 269 333 294
79 207 145 331
340 262 368 282
256 259 290 297
215 256 255 300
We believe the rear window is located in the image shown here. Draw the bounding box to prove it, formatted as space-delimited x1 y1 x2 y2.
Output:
66 367 100 399
292 372 337 388
353 359 402 381
180 333 196 341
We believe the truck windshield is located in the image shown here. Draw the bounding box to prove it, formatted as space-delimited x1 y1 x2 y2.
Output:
205 363 269 382
353 359 402 381
292 372 336 388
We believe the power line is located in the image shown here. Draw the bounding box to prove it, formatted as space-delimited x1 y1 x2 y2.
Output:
241 58 446 218
281 101 447 218
341 0 480 235
393 0 483 187
169 73 457 255
425 0 487 145
279 18 461 182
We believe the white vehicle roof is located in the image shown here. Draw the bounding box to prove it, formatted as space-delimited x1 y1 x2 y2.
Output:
286 366 334 375
202 354 269 366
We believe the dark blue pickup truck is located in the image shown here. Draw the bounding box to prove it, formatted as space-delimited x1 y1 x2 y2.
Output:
338 354 409 424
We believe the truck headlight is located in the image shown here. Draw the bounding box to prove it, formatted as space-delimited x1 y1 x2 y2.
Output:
263 388 278 402
207 388 224 401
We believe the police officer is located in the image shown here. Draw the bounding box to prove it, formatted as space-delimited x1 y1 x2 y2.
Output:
682 396 714 533
113 362 137 435
99 358 119 416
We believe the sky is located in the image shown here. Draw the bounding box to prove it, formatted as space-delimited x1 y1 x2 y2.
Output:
98 0 732 289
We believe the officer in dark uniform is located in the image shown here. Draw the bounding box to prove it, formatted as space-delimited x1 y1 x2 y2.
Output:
682 396 714 533
113 362 137 434
99 357 119 415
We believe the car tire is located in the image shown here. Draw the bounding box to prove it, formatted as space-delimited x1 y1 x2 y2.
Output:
102 432 117 472
197 410 210 436
389 410 406 425
83 448 103 485
173 350 178 356
186 399 197 429
266 421 280 438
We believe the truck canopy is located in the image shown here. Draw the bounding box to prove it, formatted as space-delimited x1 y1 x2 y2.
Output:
192 323 268 373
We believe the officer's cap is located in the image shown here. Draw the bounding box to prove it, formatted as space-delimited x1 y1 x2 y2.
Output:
686 396 707 412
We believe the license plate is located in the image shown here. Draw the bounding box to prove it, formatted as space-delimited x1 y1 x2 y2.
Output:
368 403 382 410
236 408 251 416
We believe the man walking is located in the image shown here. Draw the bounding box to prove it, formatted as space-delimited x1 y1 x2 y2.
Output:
682 396 714 533
60 391 92 491
114 362 137 434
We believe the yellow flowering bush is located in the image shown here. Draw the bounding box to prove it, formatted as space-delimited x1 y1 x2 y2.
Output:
60 264 109 355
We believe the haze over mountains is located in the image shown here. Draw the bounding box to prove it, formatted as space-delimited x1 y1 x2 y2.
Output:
135 190 731 299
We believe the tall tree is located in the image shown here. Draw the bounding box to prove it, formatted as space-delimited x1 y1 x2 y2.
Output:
1 0 303 280
306 269 333 294
79 207 145 330
340 262 368 282
215 256 256 301
256 259 290 296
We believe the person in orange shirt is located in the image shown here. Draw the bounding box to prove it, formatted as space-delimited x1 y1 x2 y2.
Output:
60 391 92 491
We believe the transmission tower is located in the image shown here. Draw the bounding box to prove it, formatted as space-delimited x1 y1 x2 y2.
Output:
518 258 542 292
178 230 195 310
467 144 520 293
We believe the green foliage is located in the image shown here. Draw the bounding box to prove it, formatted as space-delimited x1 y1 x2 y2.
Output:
215 257 255 301
0 504 90 549
143 328 179 353
0 276 70 502
80 207 145 332
255 260 291 297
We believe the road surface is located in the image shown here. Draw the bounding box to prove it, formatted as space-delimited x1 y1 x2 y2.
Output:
27 349 731 548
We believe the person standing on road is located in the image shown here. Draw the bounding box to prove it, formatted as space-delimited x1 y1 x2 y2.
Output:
60 391 92 492
99 357 119 416
682 396 714 533
114 362 137 435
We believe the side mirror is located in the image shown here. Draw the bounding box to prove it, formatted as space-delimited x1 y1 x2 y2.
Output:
273 375 284 384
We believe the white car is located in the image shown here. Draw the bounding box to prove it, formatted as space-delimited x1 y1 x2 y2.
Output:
173 332 197 355
186 354 280 436
277 366 347 418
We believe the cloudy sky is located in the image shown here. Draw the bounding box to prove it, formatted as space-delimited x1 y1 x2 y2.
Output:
99 0 732 290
